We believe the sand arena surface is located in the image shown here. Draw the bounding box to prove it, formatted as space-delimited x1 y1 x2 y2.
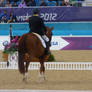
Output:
0 70 92 90
51 50 92 62
1 50 92 62
0 50 92 90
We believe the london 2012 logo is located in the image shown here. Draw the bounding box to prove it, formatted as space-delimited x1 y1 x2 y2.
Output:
40 13 57 21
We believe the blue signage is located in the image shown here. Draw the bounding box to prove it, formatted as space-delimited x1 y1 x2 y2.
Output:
0 7 92 22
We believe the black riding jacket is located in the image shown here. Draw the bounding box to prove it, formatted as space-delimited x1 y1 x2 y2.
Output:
29 15 47 36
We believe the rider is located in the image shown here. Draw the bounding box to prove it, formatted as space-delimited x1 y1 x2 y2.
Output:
28 8 50 55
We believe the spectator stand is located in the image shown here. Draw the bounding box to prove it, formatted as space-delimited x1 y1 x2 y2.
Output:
48 0 57 6
0 0 92 7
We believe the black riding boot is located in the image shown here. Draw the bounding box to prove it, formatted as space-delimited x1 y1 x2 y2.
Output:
45 42 51 55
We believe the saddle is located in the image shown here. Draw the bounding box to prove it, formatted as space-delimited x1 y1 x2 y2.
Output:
32 32 51 55
32 32 46 48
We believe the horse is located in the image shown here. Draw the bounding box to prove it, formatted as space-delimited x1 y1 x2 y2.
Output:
18 26 54 82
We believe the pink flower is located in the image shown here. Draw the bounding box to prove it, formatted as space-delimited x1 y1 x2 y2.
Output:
16 42 18 46
11 36 18 43
6 44 11 49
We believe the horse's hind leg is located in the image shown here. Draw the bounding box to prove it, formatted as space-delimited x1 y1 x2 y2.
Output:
39 61 46 81
23 61 30 83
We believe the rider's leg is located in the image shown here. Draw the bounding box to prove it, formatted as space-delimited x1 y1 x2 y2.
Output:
45 42 51 55
42 35 51 55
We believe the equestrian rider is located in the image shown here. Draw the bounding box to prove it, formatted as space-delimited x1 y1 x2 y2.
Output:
28 8 50 55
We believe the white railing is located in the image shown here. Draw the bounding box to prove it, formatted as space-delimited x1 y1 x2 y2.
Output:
0 62 92 70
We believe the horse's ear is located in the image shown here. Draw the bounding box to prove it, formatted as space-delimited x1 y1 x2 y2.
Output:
51 27 54 31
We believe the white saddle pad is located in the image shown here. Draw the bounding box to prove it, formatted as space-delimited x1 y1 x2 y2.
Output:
32 32 46 48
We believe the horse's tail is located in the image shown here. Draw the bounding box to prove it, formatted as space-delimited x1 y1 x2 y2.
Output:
18 35 26 74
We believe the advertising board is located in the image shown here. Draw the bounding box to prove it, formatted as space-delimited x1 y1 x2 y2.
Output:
1 36 92 50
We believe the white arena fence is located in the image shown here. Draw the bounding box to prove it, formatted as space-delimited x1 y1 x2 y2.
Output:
0 62 92 70
0 52 92 70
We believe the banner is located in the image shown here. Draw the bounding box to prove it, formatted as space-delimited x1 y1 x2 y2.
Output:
1 7 92 22
1 36 92 50
1 23 92 36
62 37 92 50
50 36 92 50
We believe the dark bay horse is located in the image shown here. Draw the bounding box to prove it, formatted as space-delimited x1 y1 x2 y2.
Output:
18 26 54 82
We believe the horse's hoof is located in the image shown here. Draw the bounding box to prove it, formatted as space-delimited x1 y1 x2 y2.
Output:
44 77 47 81
23 78 25 81
23 78 28 83
38 79 43 83
38 77 47 83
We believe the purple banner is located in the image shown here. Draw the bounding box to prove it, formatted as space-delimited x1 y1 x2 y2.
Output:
0 7 92 22
62 37 92 50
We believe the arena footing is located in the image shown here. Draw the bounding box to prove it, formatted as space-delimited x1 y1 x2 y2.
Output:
0 90 92 92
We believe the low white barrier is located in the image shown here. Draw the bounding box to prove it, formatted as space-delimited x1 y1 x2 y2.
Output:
0 62 92 70
2 52 91 70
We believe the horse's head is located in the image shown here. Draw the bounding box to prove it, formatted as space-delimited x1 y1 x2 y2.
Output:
46 26 54 42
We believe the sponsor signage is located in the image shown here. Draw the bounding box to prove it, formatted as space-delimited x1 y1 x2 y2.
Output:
50 36 69 50
1 36 92 50
0 7 92 22
62 37 92 50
